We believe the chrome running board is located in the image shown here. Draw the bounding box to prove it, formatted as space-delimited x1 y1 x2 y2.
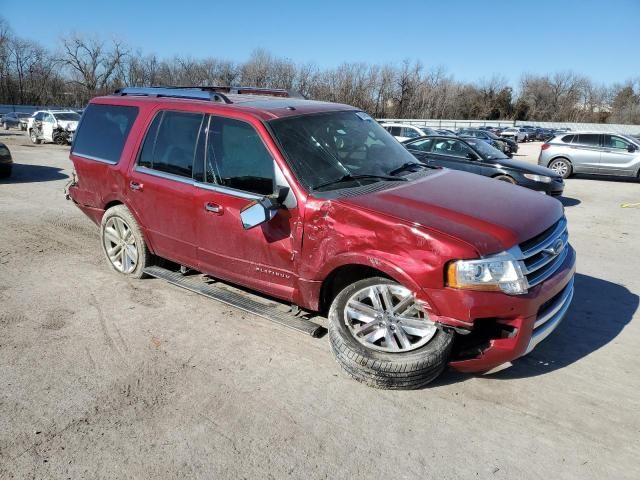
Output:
143 265 325 337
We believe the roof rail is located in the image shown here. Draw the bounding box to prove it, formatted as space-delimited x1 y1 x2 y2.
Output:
113 86 305 103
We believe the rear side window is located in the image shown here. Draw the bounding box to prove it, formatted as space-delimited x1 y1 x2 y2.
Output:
137 111 204 178
573 134 599 146
72 104 138 164
561 135 575 143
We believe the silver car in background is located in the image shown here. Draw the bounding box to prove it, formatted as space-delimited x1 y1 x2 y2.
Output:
538 132 640 179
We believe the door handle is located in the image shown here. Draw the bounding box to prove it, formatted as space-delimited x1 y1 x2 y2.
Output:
204 202 223 214
129 181 143 191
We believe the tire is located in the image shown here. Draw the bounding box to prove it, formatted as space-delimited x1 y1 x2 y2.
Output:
29 129 41 144
494 175 516 184
100 205 151 279
328 277 454 389
548 158 572 179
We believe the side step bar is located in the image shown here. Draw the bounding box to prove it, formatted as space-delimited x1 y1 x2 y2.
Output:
143 265 325 337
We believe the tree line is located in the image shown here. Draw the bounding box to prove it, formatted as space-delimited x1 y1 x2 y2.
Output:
1 17 639 124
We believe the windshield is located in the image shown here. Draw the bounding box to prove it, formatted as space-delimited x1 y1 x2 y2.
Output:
54 112 80 121
269 110 420 191
466 139 508 160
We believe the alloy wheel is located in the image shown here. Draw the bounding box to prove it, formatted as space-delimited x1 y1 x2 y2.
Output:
550 160 569 177
343 284 437 353
103 216 139 273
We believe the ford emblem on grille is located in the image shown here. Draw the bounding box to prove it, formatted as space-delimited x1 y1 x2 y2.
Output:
543 238 564 256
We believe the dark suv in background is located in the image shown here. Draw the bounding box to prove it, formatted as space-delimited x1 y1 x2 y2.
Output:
67 86 575 389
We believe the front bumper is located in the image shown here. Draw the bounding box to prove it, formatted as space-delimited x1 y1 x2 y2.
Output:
419 245 576 373
516 176 564 196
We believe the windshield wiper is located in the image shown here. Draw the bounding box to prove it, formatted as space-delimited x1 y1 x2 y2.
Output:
313 173 407 191
388 161 431 176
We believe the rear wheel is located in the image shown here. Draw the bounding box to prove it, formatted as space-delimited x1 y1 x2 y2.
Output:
100 205 151 278
328 277 454 389
549 158 572 179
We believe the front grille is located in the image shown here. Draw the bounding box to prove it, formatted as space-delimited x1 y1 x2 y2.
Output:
517 217 570 288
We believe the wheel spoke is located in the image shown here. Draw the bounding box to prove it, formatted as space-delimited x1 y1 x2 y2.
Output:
394 326 413 349
364 328 385 344
366 287 383 311
347 300 379 319
399 318 436 337
379 286 395 312
391 294 414 315
125 244 138 264
104 227 120 245
108 244 123 261
384 329 399 351
355 320 380 337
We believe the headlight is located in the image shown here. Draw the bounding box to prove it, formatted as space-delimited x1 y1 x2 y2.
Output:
523 173 552 183
446 251 528 295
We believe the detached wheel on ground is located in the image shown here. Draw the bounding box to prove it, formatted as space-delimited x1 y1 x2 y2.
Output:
100 205 151 278
549 158 572 179
29 130 41 144
328 277 454 389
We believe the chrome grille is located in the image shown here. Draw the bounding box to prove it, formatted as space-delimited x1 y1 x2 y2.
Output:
517 217 570 289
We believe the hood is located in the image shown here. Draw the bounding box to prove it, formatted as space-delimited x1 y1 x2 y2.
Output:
338 169 563 256
488 157 561 178
57 120 78 131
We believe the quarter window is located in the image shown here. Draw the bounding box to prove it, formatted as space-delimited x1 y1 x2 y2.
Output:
137 110 204 178
205 116 275 196
72 104 138 164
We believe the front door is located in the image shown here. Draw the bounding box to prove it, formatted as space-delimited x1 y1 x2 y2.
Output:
42 113 55 142
600 135 637 175
126 109 205 267
195 115 298 301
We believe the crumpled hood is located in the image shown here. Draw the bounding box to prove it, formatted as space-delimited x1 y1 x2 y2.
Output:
338 169 564 256
57 120 78 131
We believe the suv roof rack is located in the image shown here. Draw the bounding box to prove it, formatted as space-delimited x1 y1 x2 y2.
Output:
113 86 305 104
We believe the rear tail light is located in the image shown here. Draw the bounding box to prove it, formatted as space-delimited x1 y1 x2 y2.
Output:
541 143 550 151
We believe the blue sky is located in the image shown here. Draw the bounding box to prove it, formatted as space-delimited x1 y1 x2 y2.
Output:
2 0 638 85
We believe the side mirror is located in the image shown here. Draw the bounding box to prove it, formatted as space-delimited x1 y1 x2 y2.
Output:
466 152 480 160
240 196 281 230
627 144 637 153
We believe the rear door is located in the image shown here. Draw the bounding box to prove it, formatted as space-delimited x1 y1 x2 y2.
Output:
195 114 298 301
126 110 205 267
569 134 601 173
600 135 637 175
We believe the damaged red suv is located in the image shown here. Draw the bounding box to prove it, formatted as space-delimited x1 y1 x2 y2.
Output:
67 87 575 388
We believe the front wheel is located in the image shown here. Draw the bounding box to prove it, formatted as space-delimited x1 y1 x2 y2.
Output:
100 205 151 278
328 277 454 389
494 174 516 184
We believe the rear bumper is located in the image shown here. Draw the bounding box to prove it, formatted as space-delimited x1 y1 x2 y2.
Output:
420 245 576 373
67 184 105 226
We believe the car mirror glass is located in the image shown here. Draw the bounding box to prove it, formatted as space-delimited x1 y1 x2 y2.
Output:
240 198 277 230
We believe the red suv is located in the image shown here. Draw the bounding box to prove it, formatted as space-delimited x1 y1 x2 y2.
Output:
67 87 576 388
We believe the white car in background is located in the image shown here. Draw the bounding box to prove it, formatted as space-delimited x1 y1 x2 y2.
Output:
380 122 437 142
27 110 81 144
500 127 528 143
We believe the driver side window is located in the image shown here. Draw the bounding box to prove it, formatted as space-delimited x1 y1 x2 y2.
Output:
607 135 629 150
432 139 474 158
206 116 275 196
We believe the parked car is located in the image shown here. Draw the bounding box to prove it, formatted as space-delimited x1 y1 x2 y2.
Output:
380 122 437 141
457 128 518 156
535 128 557 142
2 112 30 131
0 142 13 178
27 110 81 145
403 135 564 195
538 132 640 179
434 128 456 136
67 86 575 388
500 127 527 143
519 126 538 141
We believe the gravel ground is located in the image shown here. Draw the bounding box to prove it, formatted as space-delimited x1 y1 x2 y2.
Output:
0 131 639 479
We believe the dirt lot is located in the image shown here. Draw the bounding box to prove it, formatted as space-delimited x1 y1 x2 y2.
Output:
1 131 639 479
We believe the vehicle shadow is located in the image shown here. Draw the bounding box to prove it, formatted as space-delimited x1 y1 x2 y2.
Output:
572 173 639 183
432 273 638 387
489 273 637 380
0 163 68 184
559 196 580 207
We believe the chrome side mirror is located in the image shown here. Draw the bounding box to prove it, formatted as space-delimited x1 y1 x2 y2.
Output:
240 197 278 230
